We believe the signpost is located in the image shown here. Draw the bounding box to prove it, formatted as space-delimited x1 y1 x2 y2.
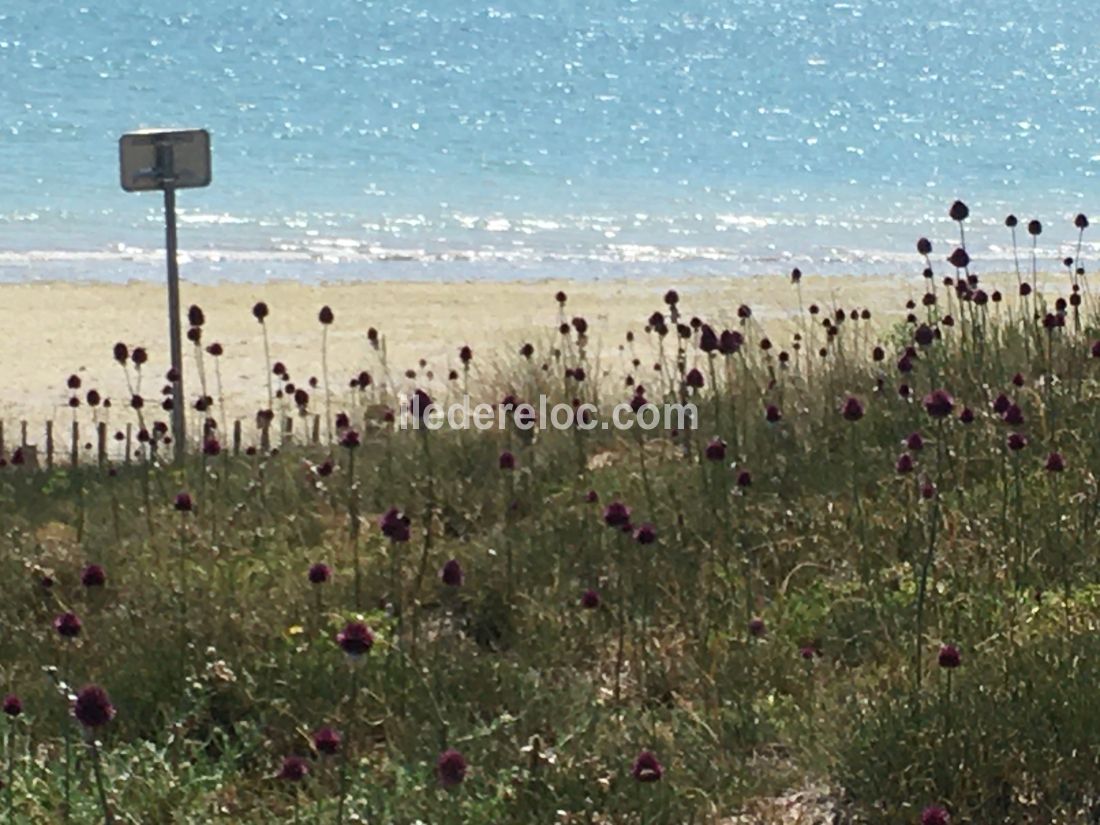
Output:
119 128 211 462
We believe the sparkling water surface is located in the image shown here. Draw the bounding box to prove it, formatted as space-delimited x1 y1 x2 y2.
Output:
1 0 1099 282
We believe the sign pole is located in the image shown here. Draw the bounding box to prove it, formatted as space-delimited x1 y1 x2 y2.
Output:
163 182 186 462
119 127 210 464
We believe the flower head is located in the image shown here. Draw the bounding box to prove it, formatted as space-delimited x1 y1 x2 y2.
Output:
603 501 632 528
335 621 374 657
631 750 663 782
580 589 600 609
441 559 464 587
2 694 22 717
379 507 411 542
498 450 516 470
923 389 954 419
318 306 334 325
174 492 193 512
278 755 309 782
633 523 657 545
921 806 950 825
308 563 332 585
949 200 969 222
313 727 341 756
73 684 115 728
252 301 269 321
1045 452 1065 473
54 612 82 638
81 564 106 588
437 748 467 787
749 617 766 638
840 396 864 422
705 438 726 462
938 644 961 668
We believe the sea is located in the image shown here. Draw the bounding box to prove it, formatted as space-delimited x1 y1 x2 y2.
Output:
1 0 1099 283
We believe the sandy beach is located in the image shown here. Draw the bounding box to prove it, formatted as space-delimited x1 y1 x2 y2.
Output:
0 271 1034 451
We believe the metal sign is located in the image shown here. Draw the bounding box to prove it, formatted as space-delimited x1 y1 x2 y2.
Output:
120 129 211 192
120 128 212 462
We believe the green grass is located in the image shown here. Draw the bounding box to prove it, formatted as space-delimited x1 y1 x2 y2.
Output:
2 280 1100 824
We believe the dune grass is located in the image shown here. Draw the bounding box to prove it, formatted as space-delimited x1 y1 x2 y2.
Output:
3 212 1100 824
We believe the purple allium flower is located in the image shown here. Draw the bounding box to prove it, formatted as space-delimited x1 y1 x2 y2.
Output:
318 306 334 325
840 396 864 422
2 694 22 717
441 559 464 587
313 727 341 756
308 563 332 585
736 470 752 488
81 564 106 588
719 329 742 354
174 492 193 512
906 432 924 451
1012 372 1025 387
872 345 885 362
896 453 914 474
437 749 467 787
1092 340 1100 359
379 507 411 542
938 644 961 669
765 404 782 423
917 237 932 255
113 342 128 363
1007 432 1028 452
278 755 309 782
202 437 221 457
800 645 816 660
947 248 970 269
992 393 1010 414
633 523 657 545
252 301 269 321
921 480 937 500
73 684 114 728
410 389 434 423
749 618 766 638
458 345 473 365
580 589 600 609
603 501 632 528
206 342 223 357
1002 403 1024 426
949 200 969 222
340 429 361 449
1075 213 1089 230
131 347 148 366
959 407 974 424
631 750 663 783
921 806 950 825
54 612 82 638
1028 219 1042 236
685 368 704 389
923 389 954 419
336 621 374 657
914 324 935 347
498 450 516 470
585 489 599 504
1045 452 1066 473
699 325 719 353
664 289 679 305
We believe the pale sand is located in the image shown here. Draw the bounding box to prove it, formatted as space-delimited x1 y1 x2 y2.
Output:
0 273 1023 449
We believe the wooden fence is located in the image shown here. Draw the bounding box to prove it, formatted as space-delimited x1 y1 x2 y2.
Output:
0 413 333 470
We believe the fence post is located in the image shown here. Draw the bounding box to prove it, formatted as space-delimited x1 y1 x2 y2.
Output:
97 422 107 469
233 419 242 455
71 421 80 467
45 421 54 469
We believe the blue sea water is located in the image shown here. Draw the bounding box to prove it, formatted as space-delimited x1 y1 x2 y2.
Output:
1 0 1099 283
